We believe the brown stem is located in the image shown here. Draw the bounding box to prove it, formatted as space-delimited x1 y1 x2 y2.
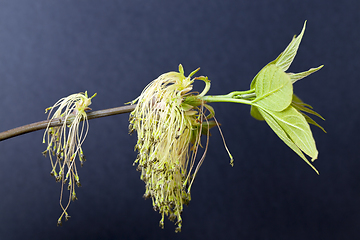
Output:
0 104 136 142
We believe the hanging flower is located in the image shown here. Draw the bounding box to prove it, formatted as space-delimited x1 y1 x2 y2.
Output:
42 91 96 225
129 65 231 232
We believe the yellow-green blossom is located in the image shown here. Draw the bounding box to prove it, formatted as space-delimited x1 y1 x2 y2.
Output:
42 91 96 225
129 65 226 232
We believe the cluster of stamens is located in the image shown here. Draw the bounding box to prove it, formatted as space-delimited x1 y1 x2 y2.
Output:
42 91 96 225
129 65 220 232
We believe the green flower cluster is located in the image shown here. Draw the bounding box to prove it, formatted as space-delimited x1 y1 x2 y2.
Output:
43 91 96 225
128 65 222 232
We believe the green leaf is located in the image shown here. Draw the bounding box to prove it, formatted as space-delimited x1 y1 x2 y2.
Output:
288 65 324 84
291 94 326 132
257 105 319 174
301 113 326 133
273 21 307 72
250 106 264 121
250 21 307 90
252 64 293 112
292 94 324 120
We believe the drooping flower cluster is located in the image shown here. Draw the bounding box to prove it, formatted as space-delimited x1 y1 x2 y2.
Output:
42 91 96 225
129 65 225 232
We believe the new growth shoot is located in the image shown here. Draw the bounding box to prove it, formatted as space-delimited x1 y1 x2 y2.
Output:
202 21 324 174
23 21 323 232
129 21 324 232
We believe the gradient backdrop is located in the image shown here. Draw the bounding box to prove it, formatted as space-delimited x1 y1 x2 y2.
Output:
0 1 359 239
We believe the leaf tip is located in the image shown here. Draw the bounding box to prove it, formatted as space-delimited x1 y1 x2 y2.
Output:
311 151 318 162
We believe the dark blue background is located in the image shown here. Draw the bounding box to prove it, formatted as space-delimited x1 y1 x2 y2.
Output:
0 1 358 239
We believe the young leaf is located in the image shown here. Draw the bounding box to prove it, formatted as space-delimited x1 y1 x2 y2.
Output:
250 105 264 121
291 94 326 132
273 21 307 72
259 105 318 160
257 106 318 174
292 94 324 120
288 65 324 84
301 113 326 133
252 64 293 112
250 21 307 90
